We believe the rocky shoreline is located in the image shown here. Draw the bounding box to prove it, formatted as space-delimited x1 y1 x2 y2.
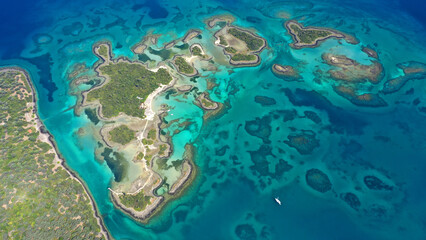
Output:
214 25 267 67
285 20 359 49
75 40 202 223
206 14 235 28
183 29 202 43
110 144 197 223
271 63 301 80
172 54 199 77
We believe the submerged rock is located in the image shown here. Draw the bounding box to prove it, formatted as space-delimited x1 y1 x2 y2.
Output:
305 168 332 193
364 175 393 191
285 131 319 155
333 85 388 107
235 224 257 240
323 53 383 84
245 115 272 143
304 110 322 124
254 95 276 106
382 61 426 94
340 192 361 210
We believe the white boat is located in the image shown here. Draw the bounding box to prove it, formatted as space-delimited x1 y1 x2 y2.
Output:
275 197 281 205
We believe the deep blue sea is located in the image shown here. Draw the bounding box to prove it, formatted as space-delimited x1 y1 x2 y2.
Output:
1 0 426 239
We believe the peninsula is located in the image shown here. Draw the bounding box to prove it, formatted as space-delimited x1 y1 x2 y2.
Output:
0 68 108 239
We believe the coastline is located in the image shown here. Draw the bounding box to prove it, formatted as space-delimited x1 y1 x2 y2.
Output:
284 20 359 49
110 144 198 224
271 63 301 80
80 41 172 120
213 25 267 67
0 66 111 240
190 43 213 61
76 40 199 223
171 55 199 77
182 29 202 43
205 14 235 28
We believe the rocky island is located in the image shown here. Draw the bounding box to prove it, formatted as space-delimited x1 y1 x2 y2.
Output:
214 23 267 66
172 55 198 76
285 20 358 49
272 63 301 80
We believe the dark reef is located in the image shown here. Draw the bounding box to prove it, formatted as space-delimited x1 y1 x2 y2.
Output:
340 192 361 210
305 168 332 193
284 131 319 155
364 175 393 191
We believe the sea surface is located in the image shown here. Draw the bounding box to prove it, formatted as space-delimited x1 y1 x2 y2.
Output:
1 0 426 239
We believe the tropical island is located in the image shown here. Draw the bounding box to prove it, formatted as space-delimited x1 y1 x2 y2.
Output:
172 55 198 76
79 42 191 222
285 20 358 49
0 68 108 239
190 44 209 59
69 17 233 221
214 23 267 66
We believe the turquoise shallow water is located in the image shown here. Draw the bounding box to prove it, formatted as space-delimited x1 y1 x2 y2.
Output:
1 0 426 239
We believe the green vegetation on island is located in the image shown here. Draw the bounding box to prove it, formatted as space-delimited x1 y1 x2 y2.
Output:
87 62 172 118
219 35 228 46
109 125 135 145
191 46 203 56
191 45 208 59
289 24 330 44
197 92 219 110
215 25 265 66
231 54 256 61
147 129 156 140
225 47 237 53
158 144 167 156
119 191 152 211
228 28 264 51
142 138 154 145
202 98 215 108
98 45 109 59
284 20 357 49
174 56 195 75
0 70 103 239
136 152 145 161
